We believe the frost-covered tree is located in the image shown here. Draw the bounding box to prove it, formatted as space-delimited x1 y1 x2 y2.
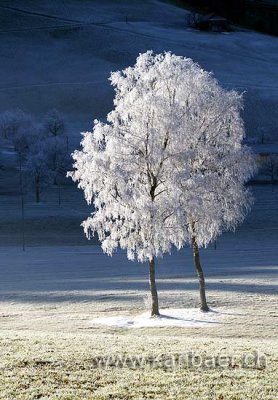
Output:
25 139 54 203
69 51 255 315
46 136 69 182
261 154 278 184
161 52 256 311
25 135 69 203
0 108 70 206
43 109 66 138
46 135 70 204
0 109 35 156
175 107 256 311
69 52 199 316
43 109 68 185
0 109 30 140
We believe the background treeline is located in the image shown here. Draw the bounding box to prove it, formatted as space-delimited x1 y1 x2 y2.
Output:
179 0 278 35
0 109 70 204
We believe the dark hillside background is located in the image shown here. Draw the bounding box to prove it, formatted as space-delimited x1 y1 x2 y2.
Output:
179 0 278 35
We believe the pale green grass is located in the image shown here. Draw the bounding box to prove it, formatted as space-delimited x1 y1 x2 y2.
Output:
0 330 277 400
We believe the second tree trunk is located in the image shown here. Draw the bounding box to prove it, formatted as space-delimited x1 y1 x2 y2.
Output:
149 258 160 316
192 235 209 312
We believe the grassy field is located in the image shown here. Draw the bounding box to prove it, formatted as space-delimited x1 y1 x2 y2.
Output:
0 329 277 400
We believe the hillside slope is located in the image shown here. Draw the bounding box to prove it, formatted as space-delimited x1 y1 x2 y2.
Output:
0 0 277 143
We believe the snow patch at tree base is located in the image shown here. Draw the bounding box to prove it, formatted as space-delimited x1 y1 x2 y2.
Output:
90 308 221 328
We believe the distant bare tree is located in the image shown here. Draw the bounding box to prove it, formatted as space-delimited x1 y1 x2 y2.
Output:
186 12 202 27
262 155 278 184
25 139 54 203
43 109 68 185
43 109 66 138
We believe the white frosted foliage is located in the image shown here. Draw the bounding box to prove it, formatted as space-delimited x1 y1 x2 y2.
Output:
69 51 256 262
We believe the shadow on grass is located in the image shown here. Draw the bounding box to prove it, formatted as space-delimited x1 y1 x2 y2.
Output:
0 278 277 304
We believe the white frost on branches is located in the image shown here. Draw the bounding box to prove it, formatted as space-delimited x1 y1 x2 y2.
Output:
69 51 256 262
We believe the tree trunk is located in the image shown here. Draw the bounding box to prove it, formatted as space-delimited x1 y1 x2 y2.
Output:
149 258 160 317
271 166 274 185
191 235 209 312
19 154 25 251
58 183 61 206
35 176 40 203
